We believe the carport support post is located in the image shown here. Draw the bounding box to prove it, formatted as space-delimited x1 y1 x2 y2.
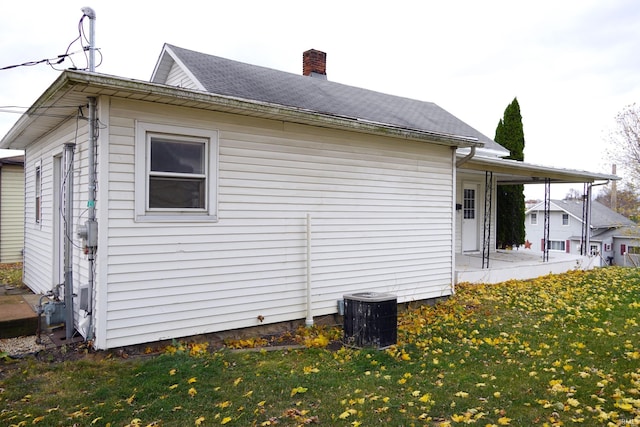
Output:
581 183 592 255
482 171 493 269
542 178 551 262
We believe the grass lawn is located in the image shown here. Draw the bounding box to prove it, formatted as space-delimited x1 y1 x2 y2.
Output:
1 267 639 426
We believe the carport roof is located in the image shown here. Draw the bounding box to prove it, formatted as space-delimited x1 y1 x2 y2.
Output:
458 154 618 185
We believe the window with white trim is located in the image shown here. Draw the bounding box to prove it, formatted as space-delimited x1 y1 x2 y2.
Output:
530 212 537 225
627 245 640 255
35 163 42 224
135 122 218 221
547 240 566 251
562 213 569 226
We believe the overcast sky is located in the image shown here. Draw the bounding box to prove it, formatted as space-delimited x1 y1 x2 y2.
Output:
1 0 639 199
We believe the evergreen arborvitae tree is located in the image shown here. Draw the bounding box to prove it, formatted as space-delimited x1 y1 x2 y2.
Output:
495 98 526 249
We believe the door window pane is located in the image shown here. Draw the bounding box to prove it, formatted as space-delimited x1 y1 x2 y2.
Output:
463 188 475 219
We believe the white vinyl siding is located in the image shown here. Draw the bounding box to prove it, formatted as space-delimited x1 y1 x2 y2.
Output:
165 61 199 89
102 99 455 349
22 118 91 299
0 164 24 263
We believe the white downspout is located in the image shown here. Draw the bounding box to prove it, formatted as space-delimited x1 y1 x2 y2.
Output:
456 146 476 167
451 147 457 292
305 213 313 327
453 145 475 290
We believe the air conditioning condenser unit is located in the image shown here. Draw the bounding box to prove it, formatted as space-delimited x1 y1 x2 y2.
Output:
343 292 397 349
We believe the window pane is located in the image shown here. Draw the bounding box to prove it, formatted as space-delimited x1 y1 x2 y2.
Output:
463 189 475 219
149 177 205 208
548 240 565 251
151 138 204 174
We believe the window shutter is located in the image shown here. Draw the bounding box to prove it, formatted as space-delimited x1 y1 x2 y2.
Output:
541 239 545 252
621 244 626 256
566 240 570 253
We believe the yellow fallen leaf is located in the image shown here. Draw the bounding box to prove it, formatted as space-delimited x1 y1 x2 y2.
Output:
290 386 308 397
188 387 197 397
419 393 432 403
498 416 511 425
221 416 232 424
195 416 205 425
188 377 197 384
303 366 320 374
217 400 231 409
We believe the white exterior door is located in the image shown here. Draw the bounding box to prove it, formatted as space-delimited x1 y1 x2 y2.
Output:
462 183 479 252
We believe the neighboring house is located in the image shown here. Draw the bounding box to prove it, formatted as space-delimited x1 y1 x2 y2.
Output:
0 44 614 349
525 199 638 265
0 155 24 263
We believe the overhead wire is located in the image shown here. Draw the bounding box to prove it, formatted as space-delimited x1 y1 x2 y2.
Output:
0 10 101 72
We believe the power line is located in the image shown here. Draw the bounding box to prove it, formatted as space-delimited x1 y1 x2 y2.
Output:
1 11 102 72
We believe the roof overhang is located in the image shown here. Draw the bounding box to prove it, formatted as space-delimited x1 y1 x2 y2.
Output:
459 154 618 185
1 70 481 150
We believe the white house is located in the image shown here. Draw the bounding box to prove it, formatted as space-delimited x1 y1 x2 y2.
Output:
0 44 615 349
525 199 638 265
0 155 24 263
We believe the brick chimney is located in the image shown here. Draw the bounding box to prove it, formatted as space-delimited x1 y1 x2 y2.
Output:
303 49 327 79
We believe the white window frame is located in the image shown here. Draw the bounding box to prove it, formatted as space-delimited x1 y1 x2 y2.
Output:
627 245 640 255
530 212 538 225
562 213 570 226
547 240 566 252
135 121 218 222
35 161 42 225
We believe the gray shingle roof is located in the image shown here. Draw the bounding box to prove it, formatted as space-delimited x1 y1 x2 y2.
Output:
156 44 504 150
552 199 636 228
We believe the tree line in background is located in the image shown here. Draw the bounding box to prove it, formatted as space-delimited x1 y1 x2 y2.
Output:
564 103 640 223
